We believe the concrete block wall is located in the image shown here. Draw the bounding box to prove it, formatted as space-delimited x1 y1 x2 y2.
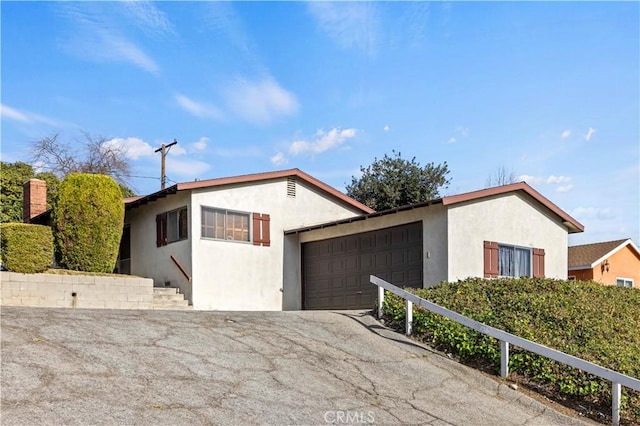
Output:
0 272 153 309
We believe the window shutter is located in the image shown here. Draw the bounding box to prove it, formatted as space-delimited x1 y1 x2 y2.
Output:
262 214 270 247
156 213 167 247
533 248 545 278
252 213 262 246
483 241 499 278
252 213 271 247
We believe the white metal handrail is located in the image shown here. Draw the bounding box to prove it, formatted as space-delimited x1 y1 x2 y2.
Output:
371 275 640 426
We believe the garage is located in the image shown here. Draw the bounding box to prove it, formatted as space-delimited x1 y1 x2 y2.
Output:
302 222 423 310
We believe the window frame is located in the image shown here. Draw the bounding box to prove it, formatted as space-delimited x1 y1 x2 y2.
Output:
498 243 533 278
616 277 634 288
156 206 188 247
201 206 251 243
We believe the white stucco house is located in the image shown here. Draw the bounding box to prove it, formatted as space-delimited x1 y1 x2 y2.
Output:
119 169 584 311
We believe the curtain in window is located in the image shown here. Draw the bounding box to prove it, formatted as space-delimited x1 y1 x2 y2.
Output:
514 247 531 278
498 246 513 276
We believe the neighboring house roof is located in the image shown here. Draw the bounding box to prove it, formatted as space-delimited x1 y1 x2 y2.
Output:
125 168 374 214
568 238 640 270
285 181 584 234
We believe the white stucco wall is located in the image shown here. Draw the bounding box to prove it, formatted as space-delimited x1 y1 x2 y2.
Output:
190 178 364 310
125 191 193 301
294 204 449 289
446 192 569 281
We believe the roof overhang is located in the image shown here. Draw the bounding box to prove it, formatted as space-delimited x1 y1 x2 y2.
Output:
125 169 373 214
441 182 584 234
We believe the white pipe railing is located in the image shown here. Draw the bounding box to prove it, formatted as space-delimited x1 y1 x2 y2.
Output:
371 275 640 426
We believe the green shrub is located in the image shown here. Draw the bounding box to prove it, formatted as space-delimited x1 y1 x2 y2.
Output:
0 223 53 273
53 173 124 273
380 277 640 424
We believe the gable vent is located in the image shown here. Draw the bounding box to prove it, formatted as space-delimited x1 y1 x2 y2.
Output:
287 177 296 197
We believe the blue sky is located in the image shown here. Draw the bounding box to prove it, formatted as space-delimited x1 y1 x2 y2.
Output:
1 1 638 246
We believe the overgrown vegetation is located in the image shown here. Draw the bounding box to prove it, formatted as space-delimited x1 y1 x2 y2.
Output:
380 277 640 424
0 223 53 273
53 173 124 273
0 161 60 223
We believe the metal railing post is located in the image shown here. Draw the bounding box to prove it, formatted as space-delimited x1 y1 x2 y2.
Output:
500 340 509 378
612 382 621 426
378 286 385 319
405 300 413 336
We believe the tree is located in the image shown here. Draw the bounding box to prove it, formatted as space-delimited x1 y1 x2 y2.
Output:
346 151 451 211
30 133 132 189
53 173 125 273
486 165 518 187
0 161 60 223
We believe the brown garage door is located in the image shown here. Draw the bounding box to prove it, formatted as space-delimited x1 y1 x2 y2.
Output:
302 222 423 310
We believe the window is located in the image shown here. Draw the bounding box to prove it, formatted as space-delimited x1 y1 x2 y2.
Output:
156 207 188 247
201 207 271 246
202 207 250 242
484 241 545 278
616 278 633 288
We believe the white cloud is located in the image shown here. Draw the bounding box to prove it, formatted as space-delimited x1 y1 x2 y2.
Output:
103 137 154 160
561 130 571 139
570 207 614 220
447 137 456 144
0 104 60 126
546 175 571 184
585 127 596 141
191 136 209 151
1 104 29 122
166 158 212 180
383 125 390 131
122 1 174 36
175 94 224 120
556 184 574 193
307 2 378 55
517 174 545 185
270 152 287 166
224 77 298 125
60 4 160 75
289 128 357 156
518 174 573 187
455 126 469 137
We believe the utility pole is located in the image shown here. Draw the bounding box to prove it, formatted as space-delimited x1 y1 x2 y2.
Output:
154 139 178 190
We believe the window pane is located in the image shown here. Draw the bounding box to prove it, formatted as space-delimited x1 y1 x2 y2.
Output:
214 211 225 239
498 246 514 277
167 211 178 242
514 247 531 277
178 208 188 239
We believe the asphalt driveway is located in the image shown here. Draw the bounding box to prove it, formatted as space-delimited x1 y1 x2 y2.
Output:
1 307 592 425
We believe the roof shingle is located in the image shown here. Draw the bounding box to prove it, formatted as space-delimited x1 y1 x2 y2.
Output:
568 239 630 268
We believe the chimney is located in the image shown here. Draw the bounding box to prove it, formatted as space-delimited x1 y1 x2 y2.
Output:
23 179 47 223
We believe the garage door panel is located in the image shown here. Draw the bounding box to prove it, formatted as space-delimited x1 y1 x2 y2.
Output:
303 222 423 310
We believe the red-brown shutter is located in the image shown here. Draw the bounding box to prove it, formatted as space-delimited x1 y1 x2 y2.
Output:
252 213 271 247
484 241 499 278
262 214 270 247
252 213 262 246
156 213 167 247
533 248 545 278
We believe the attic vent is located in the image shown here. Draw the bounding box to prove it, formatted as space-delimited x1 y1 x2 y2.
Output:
287 177 296 197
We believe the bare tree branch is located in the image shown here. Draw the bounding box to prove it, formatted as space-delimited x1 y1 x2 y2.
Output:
30 132 131 187
486 165 518 187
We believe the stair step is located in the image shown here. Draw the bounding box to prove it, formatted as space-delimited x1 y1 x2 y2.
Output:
153 287 179 295
153 294 187 301
152 286 191 310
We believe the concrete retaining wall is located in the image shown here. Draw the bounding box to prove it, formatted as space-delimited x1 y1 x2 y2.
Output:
0 272 153 309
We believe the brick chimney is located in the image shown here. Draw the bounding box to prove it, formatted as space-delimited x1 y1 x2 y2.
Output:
23 179 47 223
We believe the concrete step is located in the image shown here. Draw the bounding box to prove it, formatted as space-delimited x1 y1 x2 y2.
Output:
152 287 192 310
153 287 179 295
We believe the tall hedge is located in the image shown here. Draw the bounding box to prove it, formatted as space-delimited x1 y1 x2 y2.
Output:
0 223 53 273
53 173 124 273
